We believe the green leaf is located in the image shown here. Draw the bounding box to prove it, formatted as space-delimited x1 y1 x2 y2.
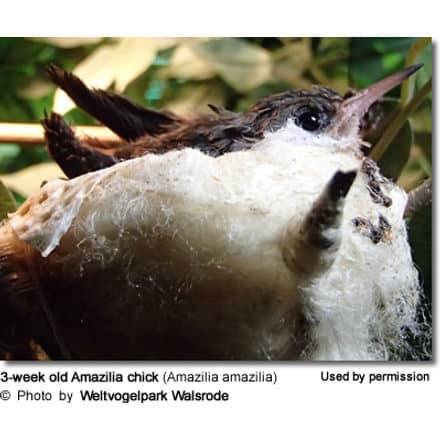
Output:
52 38 177 114
192 38 272 92
0 162 64 197
0 144 21 173
370 78 431 166
364 99 413 180
417 45 432 91
377 120 412 180
400 38 431 105
0 145 51 174
0 180 17 220
348 38 415 89
272 39 311 85
12 190 26 206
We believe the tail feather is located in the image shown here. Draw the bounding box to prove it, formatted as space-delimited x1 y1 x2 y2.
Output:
42 112 118 178
46 64 183 141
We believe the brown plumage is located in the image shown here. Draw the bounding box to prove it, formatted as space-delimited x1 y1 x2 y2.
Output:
42 112 118 178
43 65 344 178
45 64 182 141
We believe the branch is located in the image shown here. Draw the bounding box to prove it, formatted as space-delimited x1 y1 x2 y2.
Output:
370 77 432 162
404 178 432 218
0 122 121 146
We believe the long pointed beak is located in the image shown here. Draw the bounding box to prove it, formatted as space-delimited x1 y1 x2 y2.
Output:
341 64 423 115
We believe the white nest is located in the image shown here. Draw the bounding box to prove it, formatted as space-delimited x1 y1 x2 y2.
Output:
8 122 422 360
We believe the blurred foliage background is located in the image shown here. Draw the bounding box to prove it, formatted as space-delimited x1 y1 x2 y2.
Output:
0 37 432 194
0 37 432 358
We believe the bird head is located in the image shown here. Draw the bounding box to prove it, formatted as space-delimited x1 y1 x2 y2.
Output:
248 64 422 151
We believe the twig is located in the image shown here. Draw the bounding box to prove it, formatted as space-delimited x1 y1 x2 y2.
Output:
404 178 432 218
0 122 121 146
370 77 432 162
401 38 431 106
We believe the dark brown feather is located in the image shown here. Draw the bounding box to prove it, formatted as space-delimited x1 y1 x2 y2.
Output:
46 64 183 141
42 112 118 178
117 87 343 159
44 66 346 176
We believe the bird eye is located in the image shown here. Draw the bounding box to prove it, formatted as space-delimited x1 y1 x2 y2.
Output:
295 109 326 132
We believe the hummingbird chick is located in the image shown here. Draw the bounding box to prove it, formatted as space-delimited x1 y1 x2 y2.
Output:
42 63 399 174
0 64 426 360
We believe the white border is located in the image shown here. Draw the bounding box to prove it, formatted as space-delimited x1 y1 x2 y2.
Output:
1 2 437 438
